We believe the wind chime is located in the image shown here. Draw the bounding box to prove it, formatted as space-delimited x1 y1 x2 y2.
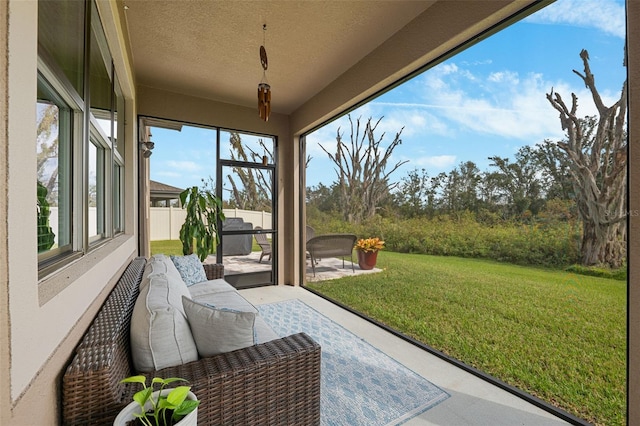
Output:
258 24 271 122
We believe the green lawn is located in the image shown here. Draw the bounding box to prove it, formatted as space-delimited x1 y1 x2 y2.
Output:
306 251 626 426
150 240 184 256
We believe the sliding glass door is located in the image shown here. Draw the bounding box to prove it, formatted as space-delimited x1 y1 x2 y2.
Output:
218 130 276 288
142 118 276 288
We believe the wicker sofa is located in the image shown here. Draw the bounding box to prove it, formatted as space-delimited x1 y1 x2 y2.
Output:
62 256 321 425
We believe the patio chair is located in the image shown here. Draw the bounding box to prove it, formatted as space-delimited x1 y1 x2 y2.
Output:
306 225 316 264
306 225 315 241
254 227 272 263
306 233 357 277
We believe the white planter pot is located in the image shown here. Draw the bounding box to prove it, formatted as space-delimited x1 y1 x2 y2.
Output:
114 389 198 426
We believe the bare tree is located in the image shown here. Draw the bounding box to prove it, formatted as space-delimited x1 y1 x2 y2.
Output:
36 103 59 203
226 132 272 211
319 115 408 223
546 49 627 267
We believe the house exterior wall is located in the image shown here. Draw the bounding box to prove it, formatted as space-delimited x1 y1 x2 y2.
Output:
0 1 139 424
0 0 10 424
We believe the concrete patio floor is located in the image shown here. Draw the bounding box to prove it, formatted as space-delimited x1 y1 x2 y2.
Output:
217 251 383 281
239 285 570 426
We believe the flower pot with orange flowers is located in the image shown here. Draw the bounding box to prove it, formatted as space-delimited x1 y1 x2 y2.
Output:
354 237 385 270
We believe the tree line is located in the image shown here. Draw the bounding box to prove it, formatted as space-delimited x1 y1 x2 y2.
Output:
308 50 627 268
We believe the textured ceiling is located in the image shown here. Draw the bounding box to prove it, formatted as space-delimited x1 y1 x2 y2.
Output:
122 0 436 114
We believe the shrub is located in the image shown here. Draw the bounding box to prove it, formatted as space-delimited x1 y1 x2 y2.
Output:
307 212 582 268
565 264 627 281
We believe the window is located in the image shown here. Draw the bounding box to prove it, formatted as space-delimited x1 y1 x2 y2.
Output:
113 162 124 234
37 0 126 273
88 135 106 241
113 76 125 234
37 0 85 95
36 75 74 259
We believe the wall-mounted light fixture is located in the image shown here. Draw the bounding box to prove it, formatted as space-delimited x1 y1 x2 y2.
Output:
140 140 155 158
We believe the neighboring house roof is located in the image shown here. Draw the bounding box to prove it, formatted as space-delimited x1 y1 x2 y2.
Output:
150 180 183 195
150 180 183 204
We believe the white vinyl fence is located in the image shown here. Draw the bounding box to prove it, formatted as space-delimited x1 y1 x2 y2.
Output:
149 207 272 241
47 207 98 245
44 207 271 242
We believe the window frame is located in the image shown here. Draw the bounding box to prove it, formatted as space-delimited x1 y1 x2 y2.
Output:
36 55 85 269
36 77 75 261
36 0 126 277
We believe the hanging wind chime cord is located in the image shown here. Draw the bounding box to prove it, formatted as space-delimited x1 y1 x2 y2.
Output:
258 24 271 122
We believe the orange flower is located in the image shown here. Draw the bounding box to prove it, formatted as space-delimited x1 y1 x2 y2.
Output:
354 237 385 253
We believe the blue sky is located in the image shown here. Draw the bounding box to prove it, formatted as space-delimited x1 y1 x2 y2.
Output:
150 0 627 191
306 0 626 187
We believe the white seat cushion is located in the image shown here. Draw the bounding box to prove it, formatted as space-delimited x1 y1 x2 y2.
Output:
192 290 259 313
139 254 185 290
190 285 279 344
188 279 237 298
130 260 198 372
254 316 280 344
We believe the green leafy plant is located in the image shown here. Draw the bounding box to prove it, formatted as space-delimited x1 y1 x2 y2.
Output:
37 181 55 252
120 376 199 426
179 185 225 262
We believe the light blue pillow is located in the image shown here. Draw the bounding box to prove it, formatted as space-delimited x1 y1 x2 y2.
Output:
170 254 207 286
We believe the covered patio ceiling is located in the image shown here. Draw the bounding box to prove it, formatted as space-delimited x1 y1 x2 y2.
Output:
121 0 543 117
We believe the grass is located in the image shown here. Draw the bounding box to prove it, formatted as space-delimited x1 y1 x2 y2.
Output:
150 239 626 424
150 240 184 256
306 251 627 426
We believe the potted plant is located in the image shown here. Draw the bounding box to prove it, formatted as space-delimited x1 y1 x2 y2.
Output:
354 237 385 270
115 376 199 426
179 185 225 262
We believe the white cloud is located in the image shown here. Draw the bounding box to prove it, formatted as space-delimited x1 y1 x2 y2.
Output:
156 171 181 178
413 155 457 169
165 160 202 172
526 0 625 39
411 60 615 143
460 59 493 67
488 71 519 84
352 56 624 154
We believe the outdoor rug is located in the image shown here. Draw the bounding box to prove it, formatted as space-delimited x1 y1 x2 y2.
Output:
257 299 450 425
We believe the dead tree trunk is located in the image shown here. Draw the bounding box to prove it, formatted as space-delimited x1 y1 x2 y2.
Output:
546 49 627 268
226 132 272 211
319 115 407 224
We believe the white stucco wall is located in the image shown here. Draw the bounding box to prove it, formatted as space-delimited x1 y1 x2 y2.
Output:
6 0 139 405
7 0 42 399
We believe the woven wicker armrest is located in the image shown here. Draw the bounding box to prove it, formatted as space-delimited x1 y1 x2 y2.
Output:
62 257 147 425
203 262 224 280
143 332 321 425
